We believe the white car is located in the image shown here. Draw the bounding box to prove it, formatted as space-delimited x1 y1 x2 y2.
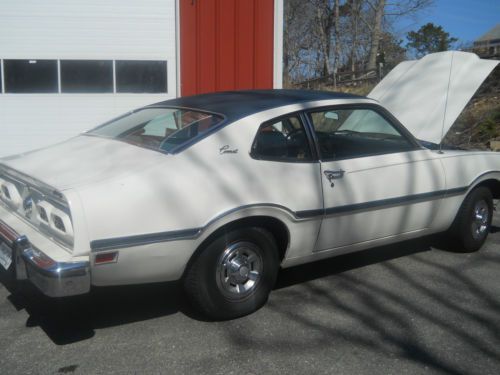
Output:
0 52 499 319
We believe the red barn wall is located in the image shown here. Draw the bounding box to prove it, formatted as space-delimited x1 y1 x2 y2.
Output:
180 0 274 96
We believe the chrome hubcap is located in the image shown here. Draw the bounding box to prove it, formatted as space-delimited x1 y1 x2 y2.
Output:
217 242 262 298
471 200 489 240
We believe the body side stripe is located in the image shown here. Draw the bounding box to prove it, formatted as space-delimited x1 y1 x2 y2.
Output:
90 186 468 252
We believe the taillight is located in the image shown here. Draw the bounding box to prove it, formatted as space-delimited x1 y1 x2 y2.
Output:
0 178 23 208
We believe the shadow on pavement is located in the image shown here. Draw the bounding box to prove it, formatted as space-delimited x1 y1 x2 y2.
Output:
1 225 497 352
0 236 435 346
276 237 432 289
221 227 500 375
0 272 185 345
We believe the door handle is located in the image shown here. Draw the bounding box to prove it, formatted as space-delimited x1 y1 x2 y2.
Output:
324 169 345 186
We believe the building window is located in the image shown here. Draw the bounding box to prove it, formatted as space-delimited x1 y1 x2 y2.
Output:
61 60 113 93
4 59 58 93
1 59 168 94
116 60 167 93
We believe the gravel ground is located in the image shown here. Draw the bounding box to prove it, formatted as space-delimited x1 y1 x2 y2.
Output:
1 211 499 375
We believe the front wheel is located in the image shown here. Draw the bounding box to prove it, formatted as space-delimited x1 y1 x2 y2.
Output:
448 186 493 252
183 227 279 320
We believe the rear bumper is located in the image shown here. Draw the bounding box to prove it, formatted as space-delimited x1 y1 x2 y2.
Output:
0 220 90 297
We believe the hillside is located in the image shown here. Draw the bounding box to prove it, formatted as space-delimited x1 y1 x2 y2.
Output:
443 66 500 150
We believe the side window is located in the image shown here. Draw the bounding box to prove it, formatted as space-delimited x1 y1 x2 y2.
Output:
143 113 178 137
251 115 312 162
307 108 415 160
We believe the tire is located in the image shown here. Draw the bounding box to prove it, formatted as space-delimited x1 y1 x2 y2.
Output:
448 186 493 252
183 227 279 320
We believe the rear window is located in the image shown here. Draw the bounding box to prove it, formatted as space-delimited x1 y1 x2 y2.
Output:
87 108 224 153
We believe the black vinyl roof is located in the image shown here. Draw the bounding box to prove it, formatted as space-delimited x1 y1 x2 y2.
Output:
149 89 363 123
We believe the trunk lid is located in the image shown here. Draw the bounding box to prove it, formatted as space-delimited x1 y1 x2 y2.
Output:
0 135 167 190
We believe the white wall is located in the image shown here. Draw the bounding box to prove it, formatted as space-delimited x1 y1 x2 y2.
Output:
0 0 177 157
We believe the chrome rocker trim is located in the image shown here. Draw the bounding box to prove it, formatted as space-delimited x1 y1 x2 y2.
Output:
0 220 90 297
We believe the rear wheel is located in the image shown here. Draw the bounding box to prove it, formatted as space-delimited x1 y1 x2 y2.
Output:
183 227 279 320
448 186 493 252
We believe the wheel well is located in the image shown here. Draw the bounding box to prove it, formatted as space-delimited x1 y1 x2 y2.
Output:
183 216 290 278
475 179 500 199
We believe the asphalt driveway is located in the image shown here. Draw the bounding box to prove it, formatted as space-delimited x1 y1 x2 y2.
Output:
1 211 499 375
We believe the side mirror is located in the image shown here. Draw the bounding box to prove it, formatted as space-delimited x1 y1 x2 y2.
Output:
324 111 339 120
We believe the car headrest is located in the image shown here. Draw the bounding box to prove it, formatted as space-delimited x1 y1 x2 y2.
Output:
254 131 287 158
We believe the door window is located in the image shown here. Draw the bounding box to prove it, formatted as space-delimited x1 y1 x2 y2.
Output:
307 108 415 160
251 115 313 162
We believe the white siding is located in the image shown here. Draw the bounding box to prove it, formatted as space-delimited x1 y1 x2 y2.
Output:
0 0 177 157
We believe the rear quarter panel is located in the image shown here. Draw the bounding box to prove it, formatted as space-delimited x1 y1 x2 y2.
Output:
77 102 355 285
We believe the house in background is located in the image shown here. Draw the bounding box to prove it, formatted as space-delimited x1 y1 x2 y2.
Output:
0 0 283 157
473 24 500 59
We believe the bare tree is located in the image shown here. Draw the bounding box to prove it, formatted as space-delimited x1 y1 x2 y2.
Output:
332 0 341 88
364 0 433 70
365 0 386 71
311 0 335 77
345 0 364 78
283 0 433 87
283 0 318 84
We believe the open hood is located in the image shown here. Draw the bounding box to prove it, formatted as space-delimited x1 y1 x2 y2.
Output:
369 51 498 144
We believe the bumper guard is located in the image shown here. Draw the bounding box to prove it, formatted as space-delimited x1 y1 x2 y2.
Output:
0 220 90 297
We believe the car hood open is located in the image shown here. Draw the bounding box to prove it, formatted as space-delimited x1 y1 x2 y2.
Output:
369 51 499 144
0 135 167 190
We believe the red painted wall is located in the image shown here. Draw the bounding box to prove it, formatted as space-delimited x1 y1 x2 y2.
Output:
180 0 274 96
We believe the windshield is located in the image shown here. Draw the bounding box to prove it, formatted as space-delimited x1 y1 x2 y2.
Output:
87 107 224 153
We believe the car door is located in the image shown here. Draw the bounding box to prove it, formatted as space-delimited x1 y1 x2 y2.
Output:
306 105 446 252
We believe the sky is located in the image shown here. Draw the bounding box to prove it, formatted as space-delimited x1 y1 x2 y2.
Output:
394 0 500 45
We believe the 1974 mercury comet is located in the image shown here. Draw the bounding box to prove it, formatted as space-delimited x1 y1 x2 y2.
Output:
0 52 499 319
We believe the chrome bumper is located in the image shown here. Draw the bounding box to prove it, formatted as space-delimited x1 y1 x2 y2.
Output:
0 220 90 297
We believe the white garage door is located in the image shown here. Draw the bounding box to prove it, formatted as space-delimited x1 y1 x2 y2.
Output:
0 0 177 157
